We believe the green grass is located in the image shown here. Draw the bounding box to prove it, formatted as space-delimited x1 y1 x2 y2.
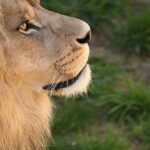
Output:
131 119 150 143
98 78 150 123
50 131 129 150
52 99 94 134
112 10 150 55
48 57 150 150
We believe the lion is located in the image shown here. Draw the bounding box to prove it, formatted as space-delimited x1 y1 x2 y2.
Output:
0 0 91 149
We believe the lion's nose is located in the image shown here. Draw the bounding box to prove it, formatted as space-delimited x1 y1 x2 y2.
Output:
77 31 91 44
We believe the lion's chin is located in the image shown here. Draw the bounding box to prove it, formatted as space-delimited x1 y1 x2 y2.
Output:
55 65 91 96
44 65 91 97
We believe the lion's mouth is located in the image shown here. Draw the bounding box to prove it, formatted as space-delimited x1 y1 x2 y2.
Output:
43 65 86 91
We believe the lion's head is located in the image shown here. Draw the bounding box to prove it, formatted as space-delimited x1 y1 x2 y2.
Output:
0 0 92 149
0 0 91 97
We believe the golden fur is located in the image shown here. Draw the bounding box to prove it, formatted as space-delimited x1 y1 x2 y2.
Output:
0 0 91 149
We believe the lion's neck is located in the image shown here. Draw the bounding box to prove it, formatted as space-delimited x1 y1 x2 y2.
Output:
0 85 52 150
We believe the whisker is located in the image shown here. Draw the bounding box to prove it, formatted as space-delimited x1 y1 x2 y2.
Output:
47 69 62 91
47 69 63 95
49 76 63 96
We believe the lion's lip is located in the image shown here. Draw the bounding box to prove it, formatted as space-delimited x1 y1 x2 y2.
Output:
43 65 87 91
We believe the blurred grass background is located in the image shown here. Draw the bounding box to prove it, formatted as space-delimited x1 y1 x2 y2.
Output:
41 0 150 150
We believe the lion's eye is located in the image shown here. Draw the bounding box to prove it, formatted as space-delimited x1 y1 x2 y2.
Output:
17 19 42 35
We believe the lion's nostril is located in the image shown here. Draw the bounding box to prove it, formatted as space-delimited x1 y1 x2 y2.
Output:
77 31 91 44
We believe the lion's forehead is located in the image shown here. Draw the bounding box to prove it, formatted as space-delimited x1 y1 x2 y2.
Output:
1 0 35 14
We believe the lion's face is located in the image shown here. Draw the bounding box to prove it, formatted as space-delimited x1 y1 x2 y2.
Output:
0 0 91 96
